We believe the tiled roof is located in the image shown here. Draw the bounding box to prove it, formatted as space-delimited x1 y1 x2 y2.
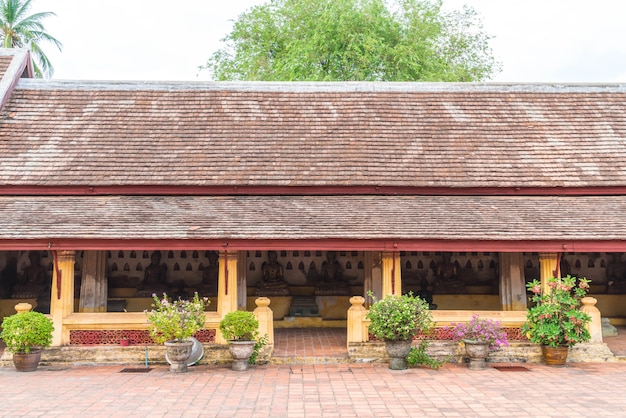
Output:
0 55 12 77
1 81 626 189
1 195 626 242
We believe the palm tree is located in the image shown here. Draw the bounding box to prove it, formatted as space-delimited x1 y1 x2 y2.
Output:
0 0 62 78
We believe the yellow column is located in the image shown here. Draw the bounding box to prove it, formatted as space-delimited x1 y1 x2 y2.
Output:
539 252 559 293
50 250 75 346
216 250 238 344
381 251 401 297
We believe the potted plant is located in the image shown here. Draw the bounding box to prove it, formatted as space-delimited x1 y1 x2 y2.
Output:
1 310 54 371
449 314 508 370
366 292 433 370
522 275 591 365
146 292 209 372
219 310 259 371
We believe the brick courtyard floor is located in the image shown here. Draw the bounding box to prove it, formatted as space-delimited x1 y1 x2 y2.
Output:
2 326 626 416
1 361 626 417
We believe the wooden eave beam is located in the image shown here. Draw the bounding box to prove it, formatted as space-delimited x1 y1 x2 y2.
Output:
1 238 625 252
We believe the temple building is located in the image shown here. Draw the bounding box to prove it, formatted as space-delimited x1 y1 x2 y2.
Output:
1 48 626 352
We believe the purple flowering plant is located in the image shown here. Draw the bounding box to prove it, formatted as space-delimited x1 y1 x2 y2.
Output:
448 315 508 351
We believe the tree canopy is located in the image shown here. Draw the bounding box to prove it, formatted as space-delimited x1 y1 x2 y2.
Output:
0 0 62 78
203 0 499 82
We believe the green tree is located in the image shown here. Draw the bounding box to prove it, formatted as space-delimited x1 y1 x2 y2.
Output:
0 0 62 78
203 0 499 81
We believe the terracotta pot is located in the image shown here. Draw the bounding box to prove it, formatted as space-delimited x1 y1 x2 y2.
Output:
385 340 412 370
164 340 194 373
228 340 256 371
12 349 42 372
541 345 569 366
463 340 490 370
120 338 130 346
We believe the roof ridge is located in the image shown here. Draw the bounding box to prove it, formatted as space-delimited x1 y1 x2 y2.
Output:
16 78 626 93
0 48 33 112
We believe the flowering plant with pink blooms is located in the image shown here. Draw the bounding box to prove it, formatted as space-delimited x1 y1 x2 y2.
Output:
449 315 508 351
522 275 591 348
146 292 209 344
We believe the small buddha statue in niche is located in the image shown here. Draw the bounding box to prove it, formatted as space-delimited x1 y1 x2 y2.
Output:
256 251 289 296
315 251 349 295
136 250 169 297
11 251 50 299
198 251 219 296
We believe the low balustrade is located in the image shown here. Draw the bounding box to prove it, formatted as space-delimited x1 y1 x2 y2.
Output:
347 295 602 346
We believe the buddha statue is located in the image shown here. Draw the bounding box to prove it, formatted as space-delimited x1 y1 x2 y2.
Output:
256 251 289 296
433 252 465 294
606 253 626 293
11 251 50 299
136 251 169 297
198 251 219 296
315 251 350 295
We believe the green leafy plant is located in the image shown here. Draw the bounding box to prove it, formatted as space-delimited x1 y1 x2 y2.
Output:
249 333 269 365
367 291 433 341
145 293 209 344
448 315 508 351
522 275 591 348
219 310 259 341
407 339 443 369
0 311 54 354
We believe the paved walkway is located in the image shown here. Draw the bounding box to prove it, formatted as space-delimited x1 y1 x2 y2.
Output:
1 362 626 417
2 327 626 416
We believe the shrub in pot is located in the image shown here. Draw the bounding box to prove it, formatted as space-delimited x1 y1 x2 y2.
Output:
522 275 591 365
219 310 260 371
366 292 433 370
1 310 54 371
145 292 209 372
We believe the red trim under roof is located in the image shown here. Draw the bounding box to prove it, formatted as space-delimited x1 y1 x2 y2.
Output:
1 238 625 252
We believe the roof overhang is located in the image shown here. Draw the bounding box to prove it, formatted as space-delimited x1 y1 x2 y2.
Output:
1 195 626 252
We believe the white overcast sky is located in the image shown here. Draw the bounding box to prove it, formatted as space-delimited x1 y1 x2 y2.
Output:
31 0 626 83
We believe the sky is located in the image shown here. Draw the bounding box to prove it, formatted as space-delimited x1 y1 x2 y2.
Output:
29 0 626 83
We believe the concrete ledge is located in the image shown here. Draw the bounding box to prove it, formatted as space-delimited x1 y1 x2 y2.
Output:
348 340 617 364
0 344 239 368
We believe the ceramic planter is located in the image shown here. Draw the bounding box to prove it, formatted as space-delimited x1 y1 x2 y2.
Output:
228 340 256 371
12 349 42 372
164 340 194 372
385 340 412 370
541 345 569 366
463 340 490 370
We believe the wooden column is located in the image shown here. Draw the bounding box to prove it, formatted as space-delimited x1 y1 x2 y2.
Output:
381 251 401 297
499 252 527 311
50 250 75 346
79 250 108 313
216 250 238 344
539 253 559 293
237 250 248 310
